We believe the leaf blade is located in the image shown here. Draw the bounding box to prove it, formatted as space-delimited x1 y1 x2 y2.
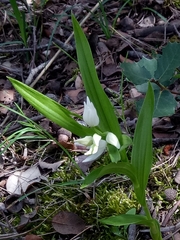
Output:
131 83 154 204
8 77 92 137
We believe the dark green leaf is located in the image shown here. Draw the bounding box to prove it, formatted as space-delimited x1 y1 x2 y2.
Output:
121 58 153 85
155 43 180 85
136 90 177 117
131 83 154 205
99 214 150 226
153 90 177 117
72 16 122 140
81 162 139 189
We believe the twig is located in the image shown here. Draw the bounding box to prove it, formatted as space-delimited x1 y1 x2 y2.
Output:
0 44 50 53
25 61 50 85
29 0 104 88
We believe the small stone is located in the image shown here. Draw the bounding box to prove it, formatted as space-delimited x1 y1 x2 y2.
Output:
164 188 177 202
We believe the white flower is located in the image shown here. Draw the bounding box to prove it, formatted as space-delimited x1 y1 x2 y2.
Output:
83 97 99 127
106 132 120 149
74 136 93 146
85 134 102 155
83 140 107 163
75 132 120 163
75 133 107 163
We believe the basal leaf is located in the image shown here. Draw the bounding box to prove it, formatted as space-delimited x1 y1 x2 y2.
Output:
72 15 122 140
131 83 154 205
154 42 180 85
99 214 150 227
81 162 139 189
8 77 93 137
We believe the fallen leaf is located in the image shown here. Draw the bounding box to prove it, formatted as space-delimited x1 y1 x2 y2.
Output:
5 194 23 213
25 234 43 240
39 160 65 172
52 211 87 235
6 166 41 195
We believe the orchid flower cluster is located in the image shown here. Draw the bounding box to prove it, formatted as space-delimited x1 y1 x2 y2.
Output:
74 97 120 163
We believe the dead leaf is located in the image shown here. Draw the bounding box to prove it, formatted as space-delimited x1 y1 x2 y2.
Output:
163 145 174 156
39 160 65 172
0 89 14 103
0 89 15 114
5 194 23 213
52 211 87 235
25 234 43 240
6 166 41 195
119 54 134 63
102 63 121 77
64 89 85 104
75 75 83 89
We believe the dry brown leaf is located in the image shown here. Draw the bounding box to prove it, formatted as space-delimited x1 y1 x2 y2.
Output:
25 234 43 240
39 160 65 172
52 211 86 235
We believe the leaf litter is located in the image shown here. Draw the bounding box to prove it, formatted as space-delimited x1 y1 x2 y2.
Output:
0 0 180 239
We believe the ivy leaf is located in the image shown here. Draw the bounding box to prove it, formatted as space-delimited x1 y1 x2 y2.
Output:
154 42 180 85
153 90 177 117
121 61 151 85
137 90 177 117
121 57 156 85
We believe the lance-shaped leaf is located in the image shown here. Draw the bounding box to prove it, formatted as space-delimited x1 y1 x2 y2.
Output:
99 214 150 227
131 83 154 205
81 162 139 189
72 15 122 142
8 77 93 137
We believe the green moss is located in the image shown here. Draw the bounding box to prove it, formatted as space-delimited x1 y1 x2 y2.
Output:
14 155 139 239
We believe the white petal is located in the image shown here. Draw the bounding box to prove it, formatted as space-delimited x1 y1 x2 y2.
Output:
83 140 107 163
74 136 93 146
85 134 101 155
83 97 99 127
106 132 120 149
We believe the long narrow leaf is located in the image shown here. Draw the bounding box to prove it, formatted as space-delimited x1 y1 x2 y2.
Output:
8 77 93 137
9 0 27 46
72 15 122 141
81 162 139 189
99 214 150 227
131 83 154 204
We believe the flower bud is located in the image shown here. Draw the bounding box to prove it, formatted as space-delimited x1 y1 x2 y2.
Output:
83 97 99 127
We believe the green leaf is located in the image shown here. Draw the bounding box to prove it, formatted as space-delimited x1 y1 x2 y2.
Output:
150 219 162 240
136 82 159 93
8 77 93 137
9 0 27 46
136 90 177 117
99 214 150 226
154 90 177 117
107 144 121 163
72 15 122 141
131 83 154 205
121 58 153 85
155 43 180 85
81 162 139 189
